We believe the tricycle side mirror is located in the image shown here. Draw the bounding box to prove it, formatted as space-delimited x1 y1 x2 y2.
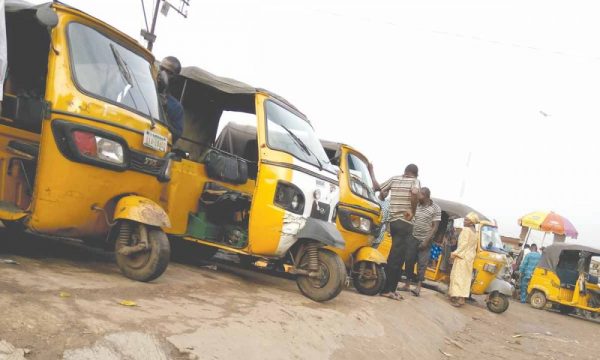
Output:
36 6 59 28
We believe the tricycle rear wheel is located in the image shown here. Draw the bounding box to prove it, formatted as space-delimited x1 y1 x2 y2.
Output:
352 261 386 296
486 292 510 313
115 221 170 282
296 248 346 302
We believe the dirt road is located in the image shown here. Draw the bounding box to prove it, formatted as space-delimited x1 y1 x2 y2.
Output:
0 233 598 359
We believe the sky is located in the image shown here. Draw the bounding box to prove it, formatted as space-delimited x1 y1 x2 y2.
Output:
37 0 600 245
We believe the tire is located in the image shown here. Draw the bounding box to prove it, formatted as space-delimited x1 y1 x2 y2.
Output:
171 238 218 264
558 304 575 315
352 262 386 296
115 221 170 282
296 248 346 302
529 290 547 310
487 292 510 314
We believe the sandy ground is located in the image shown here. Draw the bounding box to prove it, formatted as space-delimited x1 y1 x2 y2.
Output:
0 232 599 360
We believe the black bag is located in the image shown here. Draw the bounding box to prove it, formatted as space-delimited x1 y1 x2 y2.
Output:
204 150 248 185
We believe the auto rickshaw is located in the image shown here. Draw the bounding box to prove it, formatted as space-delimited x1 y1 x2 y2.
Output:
527 243 600 317
320 140 387 295
378 198 513 313
0 1 173 281
164 66 347 302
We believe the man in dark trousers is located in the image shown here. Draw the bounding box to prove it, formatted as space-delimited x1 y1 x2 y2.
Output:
158 56 184 143
369 163 420 300
411 187 441 296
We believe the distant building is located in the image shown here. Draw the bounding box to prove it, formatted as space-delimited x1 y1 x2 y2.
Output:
501 236 520 252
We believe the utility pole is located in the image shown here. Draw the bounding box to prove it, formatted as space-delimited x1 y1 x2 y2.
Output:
140 0 190 52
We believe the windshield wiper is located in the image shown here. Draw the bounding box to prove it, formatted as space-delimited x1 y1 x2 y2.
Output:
109 43 156 128
278 123 323 170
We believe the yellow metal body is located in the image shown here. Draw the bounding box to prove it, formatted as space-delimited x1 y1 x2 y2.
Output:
327 145 384 267
167 92 332 259
0 4 170 239
354 246 387 264
114 196 170 228
528 267 600 313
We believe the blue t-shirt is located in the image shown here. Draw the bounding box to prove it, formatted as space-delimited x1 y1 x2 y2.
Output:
166 95 184 142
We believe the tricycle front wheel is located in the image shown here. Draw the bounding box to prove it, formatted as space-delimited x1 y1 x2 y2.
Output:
114 221 170 282
352 261 386 296
296 247 346 302
487 292 510 313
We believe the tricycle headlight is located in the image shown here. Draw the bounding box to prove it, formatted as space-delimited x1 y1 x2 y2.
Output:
349 214 371 232
96 137 124 164
72 130 125 165
274 182 305 214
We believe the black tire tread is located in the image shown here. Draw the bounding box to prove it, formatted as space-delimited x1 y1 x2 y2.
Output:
352 262 386 296
297 248 346 302
116 224 171 282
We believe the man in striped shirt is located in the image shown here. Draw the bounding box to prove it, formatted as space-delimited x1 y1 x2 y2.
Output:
412 187 441 296
369 163 420 300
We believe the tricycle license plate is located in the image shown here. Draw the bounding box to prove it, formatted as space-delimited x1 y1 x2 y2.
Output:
143 130 168 152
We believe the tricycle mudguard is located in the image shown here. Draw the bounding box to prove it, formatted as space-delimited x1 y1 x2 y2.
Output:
355 246 387 265
297 218 345 249
485 278 514 297
113 195 171 228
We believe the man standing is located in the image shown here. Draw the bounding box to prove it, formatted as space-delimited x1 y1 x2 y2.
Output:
158 56 184 143
369 163 420 300
519 243 541 303
411 187 441 297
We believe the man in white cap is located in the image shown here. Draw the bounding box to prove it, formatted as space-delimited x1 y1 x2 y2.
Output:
448 212 480 307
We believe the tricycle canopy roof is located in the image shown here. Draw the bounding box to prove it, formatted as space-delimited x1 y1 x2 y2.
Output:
432 198 489 222
537 243 600 271
176 66 306 119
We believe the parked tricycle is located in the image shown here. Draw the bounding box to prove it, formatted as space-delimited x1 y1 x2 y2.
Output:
379 199 513 313
0 2 173 281
527 243 600 318
165 66 347 302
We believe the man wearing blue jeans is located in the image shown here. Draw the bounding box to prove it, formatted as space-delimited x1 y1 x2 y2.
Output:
519 243 541 303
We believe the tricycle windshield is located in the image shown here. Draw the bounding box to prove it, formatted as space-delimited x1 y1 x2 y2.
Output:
68 23 162 123
265 101 334 172
480 225 505 253
347 153 377 203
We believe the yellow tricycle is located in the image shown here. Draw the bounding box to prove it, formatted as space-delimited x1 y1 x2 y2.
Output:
320 141 387 295
0 2 173 281
165 66 347 302
527 243 600 318
379 199 513 313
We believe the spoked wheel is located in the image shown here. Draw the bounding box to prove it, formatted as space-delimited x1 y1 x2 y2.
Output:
352 261 386 296
114 220 170 282
529 290 547 310
486 291 510 313
296 245 346 302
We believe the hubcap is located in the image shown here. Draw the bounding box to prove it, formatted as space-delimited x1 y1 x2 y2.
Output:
308 262 330 288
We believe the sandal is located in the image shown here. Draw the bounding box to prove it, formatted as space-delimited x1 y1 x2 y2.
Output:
381 292 404 301
411 289 420 297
